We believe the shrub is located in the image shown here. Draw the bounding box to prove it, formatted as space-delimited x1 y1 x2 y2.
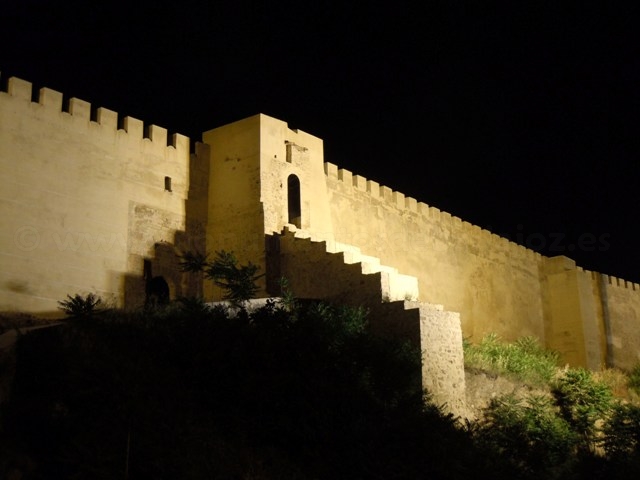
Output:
601 402 640 460
474 392 577 478
552 368 614 455
179 250 264 309
175 296 212 316
57 293 104 318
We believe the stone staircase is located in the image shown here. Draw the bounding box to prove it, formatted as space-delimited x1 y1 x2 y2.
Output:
282 225 419 303
269 225 468 419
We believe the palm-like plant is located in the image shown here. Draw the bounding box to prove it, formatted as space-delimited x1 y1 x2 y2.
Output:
58 293 104 318
179 250 264 309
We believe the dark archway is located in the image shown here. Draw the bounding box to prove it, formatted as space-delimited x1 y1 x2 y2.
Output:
287 174 301 228
146 276 170 307
143 259 170 308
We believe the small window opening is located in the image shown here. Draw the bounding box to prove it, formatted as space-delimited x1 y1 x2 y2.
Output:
287 174 301 228
143 259 152 278
286 142 293 163
164 176 172 192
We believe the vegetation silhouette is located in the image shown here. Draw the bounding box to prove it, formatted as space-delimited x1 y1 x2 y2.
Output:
179 250 264 309
2 254 640 479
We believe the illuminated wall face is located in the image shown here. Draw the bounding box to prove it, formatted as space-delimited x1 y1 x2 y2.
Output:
321 162 546 344
1 73 639 373
601 276 640 370
275 148 638 371
319 163 640 370
0 76 191 315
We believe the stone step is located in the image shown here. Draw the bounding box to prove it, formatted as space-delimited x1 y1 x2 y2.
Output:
280 229 421 304
323 239 419 301
381 271 419 302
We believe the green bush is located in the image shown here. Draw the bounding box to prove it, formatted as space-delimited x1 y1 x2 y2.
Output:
601 402 640 459
465 335 640 477
179 250 264 309
474 393 577 478
552 368 614 455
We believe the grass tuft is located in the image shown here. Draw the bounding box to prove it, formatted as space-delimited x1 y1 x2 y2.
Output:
463 333 561 386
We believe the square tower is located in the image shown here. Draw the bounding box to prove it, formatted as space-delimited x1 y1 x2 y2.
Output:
202 114 334 300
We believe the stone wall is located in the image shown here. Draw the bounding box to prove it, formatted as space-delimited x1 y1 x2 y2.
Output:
600 274 640 370
0 75 192 314
323 162 546 345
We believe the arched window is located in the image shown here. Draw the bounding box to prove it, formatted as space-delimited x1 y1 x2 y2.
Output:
287 174 301 228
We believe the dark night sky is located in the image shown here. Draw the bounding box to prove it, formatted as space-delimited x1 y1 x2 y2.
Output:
2 1 639 283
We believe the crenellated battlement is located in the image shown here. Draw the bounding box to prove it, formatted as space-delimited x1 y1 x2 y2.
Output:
326 161 452 219
0 73 190 156
602 273 640 291
324 160 544 263
583 270 639 291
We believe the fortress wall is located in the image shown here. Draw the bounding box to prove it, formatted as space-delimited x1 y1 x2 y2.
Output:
540 257 601 368
0 75 191 314
202 115 267 300
323 162 546 344
600 274 640 371
577 268 607 370
540 256 639 371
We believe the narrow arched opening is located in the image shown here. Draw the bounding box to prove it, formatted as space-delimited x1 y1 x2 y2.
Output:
143 259 170 308
287 174 301 228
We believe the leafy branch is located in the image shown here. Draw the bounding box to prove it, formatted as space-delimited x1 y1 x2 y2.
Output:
179 250 264 308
